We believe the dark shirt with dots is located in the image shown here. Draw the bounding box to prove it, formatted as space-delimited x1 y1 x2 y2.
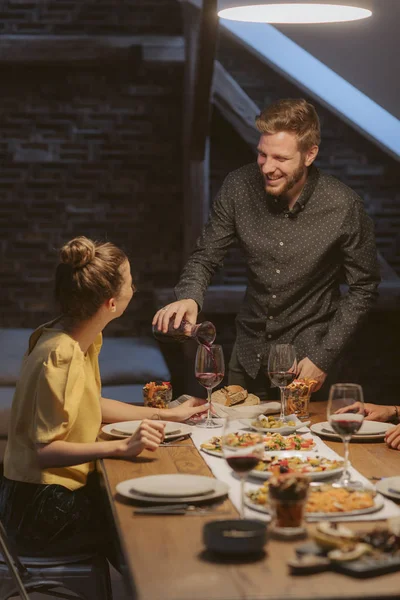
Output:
175 163 380 378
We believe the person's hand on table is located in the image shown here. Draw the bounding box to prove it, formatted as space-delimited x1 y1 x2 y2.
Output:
335 402 394 422
385 423 400 450
168 397 209 422
117 419 165 457
152 299 198 333
296 357 326 392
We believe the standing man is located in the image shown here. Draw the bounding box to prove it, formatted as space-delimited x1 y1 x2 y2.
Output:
153 98 380 398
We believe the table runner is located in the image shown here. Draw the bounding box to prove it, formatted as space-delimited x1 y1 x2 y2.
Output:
191 420 400 522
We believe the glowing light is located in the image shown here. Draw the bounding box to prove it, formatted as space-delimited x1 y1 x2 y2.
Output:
218 4 372 24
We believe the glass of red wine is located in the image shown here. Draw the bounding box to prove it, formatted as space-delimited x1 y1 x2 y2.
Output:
327 383 364 488
222 419 265 518
195 344 225 429
267 344 297 421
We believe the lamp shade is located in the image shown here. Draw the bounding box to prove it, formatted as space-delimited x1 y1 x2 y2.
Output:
218 0 373 23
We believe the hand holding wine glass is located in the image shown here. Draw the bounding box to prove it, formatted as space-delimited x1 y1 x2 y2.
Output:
222 418 265 518
195 344 225 429
327 383 364 488
268 344 297 421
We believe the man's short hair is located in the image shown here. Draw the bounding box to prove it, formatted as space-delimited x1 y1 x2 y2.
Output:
255 98 321 151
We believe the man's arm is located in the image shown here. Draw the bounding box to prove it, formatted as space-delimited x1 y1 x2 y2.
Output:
174 173 237 309
307 197 380 374
153 174 237 331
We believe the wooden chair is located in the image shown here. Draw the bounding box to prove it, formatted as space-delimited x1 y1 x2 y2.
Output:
0 520 113 600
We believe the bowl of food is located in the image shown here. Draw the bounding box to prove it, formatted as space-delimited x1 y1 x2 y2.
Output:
143 381 172 409
203 519 268 555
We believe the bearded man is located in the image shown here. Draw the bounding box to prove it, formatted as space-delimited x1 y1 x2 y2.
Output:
153 98 380 399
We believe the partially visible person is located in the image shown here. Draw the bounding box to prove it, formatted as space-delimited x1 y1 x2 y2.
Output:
0 236 207 559
336 401 400 449
153 98 380 400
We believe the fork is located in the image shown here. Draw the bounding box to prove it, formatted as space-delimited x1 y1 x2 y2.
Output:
133 504 228 516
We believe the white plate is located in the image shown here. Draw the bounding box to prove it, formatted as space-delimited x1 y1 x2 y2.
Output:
324 420 391 436
375 476 400 500
310 421 394 441
116 478 229 504
248 452 344 481
243 416 310 436
102 421 193 439
128 474 216 498
245 493 384 520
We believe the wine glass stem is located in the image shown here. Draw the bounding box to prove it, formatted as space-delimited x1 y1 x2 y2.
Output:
206 387 212 422
342 437 351 483
240 476 245 519
279 387 285 421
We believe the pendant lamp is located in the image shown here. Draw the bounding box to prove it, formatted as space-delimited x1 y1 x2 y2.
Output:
218 0 373 23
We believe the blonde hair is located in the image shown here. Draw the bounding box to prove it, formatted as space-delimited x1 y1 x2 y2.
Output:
55 236 129 321
255 98 321 151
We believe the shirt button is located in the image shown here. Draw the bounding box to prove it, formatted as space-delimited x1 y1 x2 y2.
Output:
269 316 274 320
272 294 277 299
276 269 280 274
279 242 284 246
284 213 289 218
274 199 278 203
267 334 272 339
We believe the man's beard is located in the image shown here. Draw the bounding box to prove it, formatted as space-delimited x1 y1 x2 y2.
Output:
265 162 306 198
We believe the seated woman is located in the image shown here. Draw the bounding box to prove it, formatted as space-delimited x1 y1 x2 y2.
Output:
337 402 400 449
0 236 206 558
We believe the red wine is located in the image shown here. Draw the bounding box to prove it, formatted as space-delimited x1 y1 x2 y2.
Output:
329 413 364 436
268 371 296 387
196 372 224 389
226 455 261 473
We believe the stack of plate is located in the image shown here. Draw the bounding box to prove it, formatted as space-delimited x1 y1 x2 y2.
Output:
116 474 229 503
310 420 394 441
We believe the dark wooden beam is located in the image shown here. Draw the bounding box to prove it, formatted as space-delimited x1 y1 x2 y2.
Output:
0 35 184 63
182 0 218 260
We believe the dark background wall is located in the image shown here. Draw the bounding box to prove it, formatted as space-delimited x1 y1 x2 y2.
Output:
0 1 399 402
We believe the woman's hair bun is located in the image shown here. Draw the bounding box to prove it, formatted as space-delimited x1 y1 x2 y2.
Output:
59 236 96 269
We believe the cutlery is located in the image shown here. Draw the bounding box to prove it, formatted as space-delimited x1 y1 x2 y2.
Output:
160 435 191 445
133 504 229 516
388 488 400 495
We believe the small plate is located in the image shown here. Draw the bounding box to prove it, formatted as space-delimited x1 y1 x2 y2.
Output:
129 474 215 498
102 420 193 439
200 447 223 458
248 452 344 482
116 478 229 504
310 421 394 442
375 476 400 500
243 416 310 436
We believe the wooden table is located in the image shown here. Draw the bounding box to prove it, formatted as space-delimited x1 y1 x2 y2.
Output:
99 402 400 600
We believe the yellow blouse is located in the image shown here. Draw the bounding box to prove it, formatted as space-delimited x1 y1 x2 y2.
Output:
4 321 103 491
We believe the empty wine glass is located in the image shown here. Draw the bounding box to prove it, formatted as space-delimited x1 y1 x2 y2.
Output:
327 383 364 488
268 344 297 421
195 344 225 429
222 417 265 518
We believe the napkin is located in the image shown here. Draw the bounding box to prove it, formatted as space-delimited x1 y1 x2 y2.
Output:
171 395 280 419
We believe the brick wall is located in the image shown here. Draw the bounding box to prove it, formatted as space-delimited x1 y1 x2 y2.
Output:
0 61 184 334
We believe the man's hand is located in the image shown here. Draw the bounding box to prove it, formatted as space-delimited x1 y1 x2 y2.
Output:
296 357 326 392
152 299 198 333
385 423 400 450
335 402 394 422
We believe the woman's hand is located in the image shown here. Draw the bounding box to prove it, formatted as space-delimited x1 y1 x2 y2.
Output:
335 402 394 422
167 397 209 422
385 423 400 450
116 419 165 458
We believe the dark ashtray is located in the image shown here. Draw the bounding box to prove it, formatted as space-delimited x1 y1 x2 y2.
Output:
203 519 268 556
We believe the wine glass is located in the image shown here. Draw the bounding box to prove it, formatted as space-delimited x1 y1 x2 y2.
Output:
267 344 297 421
195 344 225 429
222 418 265 519
327 383 364 488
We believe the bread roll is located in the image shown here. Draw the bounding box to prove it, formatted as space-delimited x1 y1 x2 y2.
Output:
211 388 229 405
224 385 248 406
